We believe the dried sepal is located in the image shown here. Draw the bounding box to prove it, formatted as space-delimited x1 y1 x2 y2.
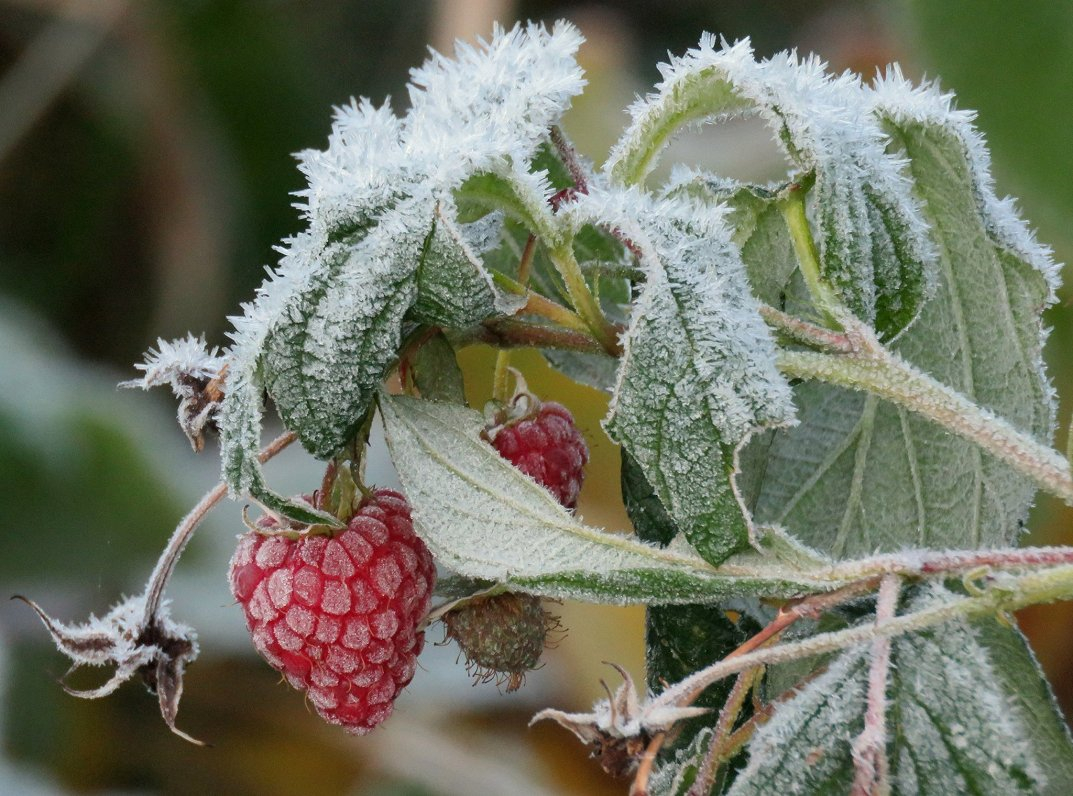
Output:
531 663 708 777
13 593 203 745
121 334 228 452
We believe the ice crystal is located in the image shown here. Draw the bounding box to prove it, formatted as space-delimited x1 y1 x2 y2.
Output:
608 35 935 337
121 334 227 452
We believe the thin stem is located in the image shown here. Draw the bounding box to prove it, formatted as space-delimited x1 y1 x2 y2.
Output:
630 732 666 796
468 316 614 355
651 563 1073 717
778 184 842 325
689 667 762 796
548 243 620 355
142 430 297 622
776 336 1073 504
491 271 592 335
516 234 538 286
850 574 898 796
759 304 853 353
492 351 512 403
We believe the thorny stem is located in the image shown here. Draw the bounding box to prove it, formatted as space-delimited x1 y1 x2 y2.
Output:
689 667 763 796
142 431 297 623
776 317 1073 505
679 578 881 706
758 303 853 353
650 563 1073 720
850 575 899 796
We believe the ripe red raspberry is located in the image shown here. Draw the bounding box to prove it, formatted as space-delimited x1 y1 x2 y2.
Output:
488 396 589 509
229 489 435 734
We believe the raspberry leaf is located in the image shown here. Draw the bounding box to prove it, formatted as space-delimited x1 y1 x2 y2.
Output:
744 76 1057 557
727 590 1073 795
577 187 794 565
380 394 827 603
608 37 934 338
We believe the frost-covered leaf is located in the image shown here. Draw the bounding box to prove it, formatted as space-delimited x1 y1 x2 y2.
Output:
664 171 802 313
379 394 827 604
608 37 934 338
727 589 1072 796
410 207 499 328
262 214 422 458
219 23 586 518
574 187 794 564
744 73 1057 556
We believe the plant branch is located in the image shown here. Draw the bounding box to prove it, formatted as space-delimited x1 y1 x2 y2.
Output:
850 574 898 796
776 318 1073 504
547 243 621 354
142 430 297 622
650 563 1073 719
462 317 613 354
689 667 763 796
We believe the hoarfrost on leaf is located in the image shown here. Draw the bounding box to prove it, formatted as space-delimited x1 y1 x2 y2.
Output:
607 35 935 338
572 185 794 564
217 23 587 519
379 394 830 604
745 66 1058 556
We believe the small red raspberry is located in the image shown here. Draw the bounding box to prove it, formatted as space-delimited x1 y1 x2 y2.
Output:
488 396 589 509
229 489 435 734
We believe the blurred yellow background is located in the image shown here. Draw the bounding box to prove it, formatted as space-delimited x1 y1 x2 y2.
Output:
2 1 1072 793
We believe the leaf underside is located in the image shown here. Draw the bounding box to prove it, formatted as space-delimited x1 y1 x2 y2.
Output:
743 96 1053 556
726 594 1073 795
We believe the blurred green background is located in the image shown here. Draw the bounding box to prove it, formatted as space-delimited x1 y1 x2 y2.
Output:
1 1 1071 793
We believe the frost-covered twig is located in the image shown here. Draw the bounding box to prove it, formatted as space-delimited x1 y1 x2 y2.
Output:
17 430 297 745
143 430 296 622
688 667 762 796
850 574 899 796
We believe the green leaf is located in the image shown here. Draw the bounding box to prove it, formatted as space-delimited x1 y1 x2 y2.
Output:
262 231 420 459
608 38 933 338
410 210 498 329
378 394 829 604
596 190 794 565
744 92 1055 556
453 168 558 242
409 332 466 404
727 591 1073 796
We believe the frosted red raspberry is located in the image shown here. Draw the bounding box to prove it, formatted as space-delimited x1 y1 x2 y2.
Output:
490 399 589 509
229 489 435 734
